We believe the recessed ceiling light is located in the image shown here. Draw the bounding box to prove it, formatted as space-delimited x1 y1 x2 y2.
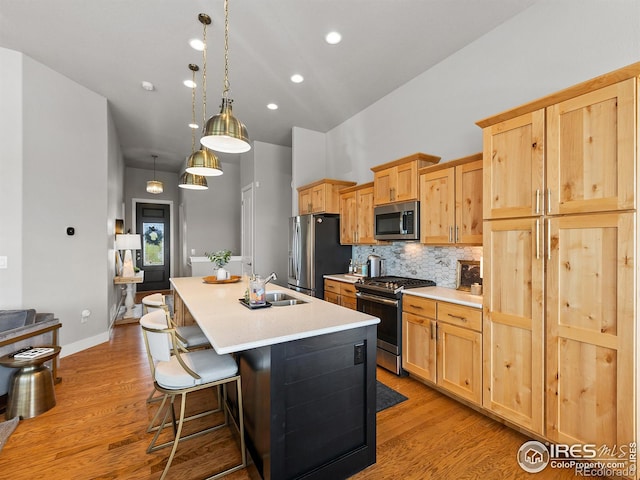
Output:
290 74 304 84
189 123 199 129
267 103 278 110
325 31 342 45
189 38 204 51
141 81 155 91
183 79 197 88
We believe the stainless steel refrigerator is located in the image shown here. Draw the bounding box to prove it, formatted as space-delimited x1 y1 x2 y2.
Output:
288 214 352 298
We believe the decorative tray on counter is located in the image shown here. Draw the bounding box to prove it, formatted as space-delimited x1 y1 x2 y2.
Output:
203 275 242 284
238 298 272 309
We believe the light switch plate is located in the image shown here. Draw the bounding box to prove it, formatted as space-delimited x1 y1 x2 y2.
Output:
0 256 7 269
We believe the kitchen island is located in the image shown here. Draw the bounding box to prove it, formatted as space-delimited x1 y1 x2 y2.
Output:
170 276 380 480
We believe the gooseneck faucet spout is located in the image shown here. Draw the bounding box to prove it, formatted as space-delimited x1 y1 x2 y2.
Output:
265 272 277 285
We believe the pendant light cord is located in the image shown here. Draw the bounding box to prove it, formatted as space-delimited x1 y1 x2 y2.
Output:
191 66 197 153
152 155 158 180
223 0 230 99
202 18 208 120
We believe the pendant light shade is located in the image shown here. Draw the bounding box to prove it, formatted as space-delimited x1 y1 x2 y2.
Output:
201 98 250 153
146 180 163 194
186 147 223 176
199 0 251 154
146 155 164 194
178 171 208 190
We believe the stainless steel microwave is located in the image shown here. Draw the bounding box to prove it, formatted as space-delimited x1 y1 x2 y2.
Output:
374 201 420 241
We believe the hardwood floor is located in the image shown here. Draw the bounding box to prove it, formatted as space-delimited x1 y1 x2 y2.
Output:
0 324 594 479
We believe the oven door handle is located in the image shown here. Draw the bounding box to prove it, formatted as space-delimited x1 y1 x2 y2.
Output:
356 292 399 307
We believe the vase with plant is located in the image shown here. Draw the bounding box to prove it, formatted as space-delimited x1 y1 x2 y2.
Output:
206 249 232 280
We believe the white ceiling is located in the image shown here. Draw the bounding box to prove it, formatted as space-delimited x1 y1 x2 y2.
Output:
0 0 537 172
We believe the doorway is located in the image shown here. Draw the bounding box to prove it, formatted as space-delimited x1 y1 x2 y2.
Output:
135 202 171 291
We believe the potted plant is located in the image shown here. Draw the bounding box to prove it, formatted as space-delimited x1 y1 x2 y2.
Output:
206 249 232 280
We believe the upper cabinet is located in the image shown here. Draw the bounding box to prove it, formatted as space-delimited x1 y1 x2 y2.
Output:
297 179 356 215
339 182 379 245
371 153 440 205
419 153 483 245
480 78 635 221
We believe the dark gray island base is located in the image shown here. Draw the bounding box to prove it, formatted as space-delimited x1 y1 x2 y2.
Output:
237 324 377 480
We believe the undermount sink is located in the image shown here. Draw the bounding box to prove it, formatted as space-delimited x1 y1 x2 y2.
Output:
266 292 308 306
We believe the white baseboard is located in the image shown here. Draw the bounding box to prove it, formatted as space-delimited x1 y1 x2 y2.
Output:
60 331 110 358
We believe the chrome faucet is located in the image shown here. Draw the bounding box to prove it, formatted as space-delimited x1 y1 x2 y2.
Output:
264 272 277 285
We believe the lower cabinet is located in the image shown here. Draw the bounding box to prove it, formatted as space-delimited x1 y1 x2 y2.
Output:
402 294 482 405
324 278 357 310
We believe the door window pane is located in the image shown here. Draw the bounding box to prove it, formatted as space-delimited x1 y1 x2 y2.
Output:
143 223 164 267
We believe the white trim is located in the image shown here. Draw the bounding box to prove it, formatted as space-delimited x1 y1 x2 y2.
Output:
60 331 110 358
241 183 254 276
131 198 175 279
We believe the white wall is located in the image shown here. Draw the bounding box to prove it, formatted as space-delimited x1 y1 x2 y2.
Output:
323 0 640 179
0 48 23 303
180 162 242 272
252 142 292 285
0 50 121 354
291 127 326 214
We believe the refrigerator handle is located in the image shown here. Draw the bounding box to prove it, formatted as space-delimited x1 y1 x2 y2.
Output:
295 221 301 280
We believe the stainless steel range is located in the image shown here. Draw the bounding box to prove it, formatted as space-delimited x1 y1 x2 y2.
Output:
355 275 435 375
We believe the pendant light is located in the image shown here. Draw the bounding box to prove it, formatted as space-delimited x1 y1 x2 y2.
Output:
146 155 163 194
200 1 251 153
179 69 208 191
185 42 222 175
178 170 208 190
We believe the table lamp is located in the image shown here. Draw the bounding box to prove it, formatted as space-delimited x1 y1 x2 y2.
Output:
115 234 142 277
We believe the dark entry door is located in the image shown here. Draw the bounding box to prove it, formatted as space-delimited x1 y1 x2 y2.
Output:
136 202 170 291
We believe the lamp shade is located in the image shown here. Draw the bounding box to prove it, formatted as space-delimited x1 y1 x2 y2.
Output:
186 148 223 176
178 172 208 190
200 98 251 153
146 180 164 194
115 234 141 251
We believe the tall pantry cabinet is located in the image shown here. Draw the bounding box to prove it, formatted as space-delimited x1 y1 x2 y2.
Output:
477 64 638 451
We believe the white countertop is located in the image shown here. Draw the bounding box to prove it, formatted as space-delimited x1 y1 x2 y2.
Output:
403 286 483 308
170 276 380 354
324 273 362 283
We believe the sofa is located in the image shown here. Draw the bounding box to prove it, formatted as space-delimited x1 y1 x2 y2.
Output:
0 309 61 402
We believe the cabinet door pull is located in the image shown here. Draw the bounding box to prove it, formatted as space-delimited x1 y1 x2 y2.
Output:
535 189 540 214
430 321 436 339
536 219 540 259
449 226 453 243
455 226 459 243
447 313 467 322
547 218 551 260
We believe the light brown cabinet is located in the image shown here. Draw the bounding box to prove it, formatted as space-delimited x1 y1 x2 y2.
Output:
402 295 482 405
371 153 440 205
324 278 357 311
419 153 483 245
339 182 379 245
297 179 356 215
478 68 637 445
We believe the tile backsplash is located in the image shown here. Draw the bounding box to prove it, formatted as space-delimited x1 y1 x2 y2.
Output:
352 243 483 288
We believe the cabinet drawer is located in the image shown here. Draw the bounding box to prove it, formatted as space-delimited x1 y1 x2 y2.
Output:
341 296 357 310
324 279 340 294
437 302 482 332
341 283 356 298
402 296 436 318
324 291 340 305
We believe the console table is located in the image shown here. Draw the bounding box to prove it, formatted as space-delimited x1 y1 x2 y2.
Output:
114 271 144 318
